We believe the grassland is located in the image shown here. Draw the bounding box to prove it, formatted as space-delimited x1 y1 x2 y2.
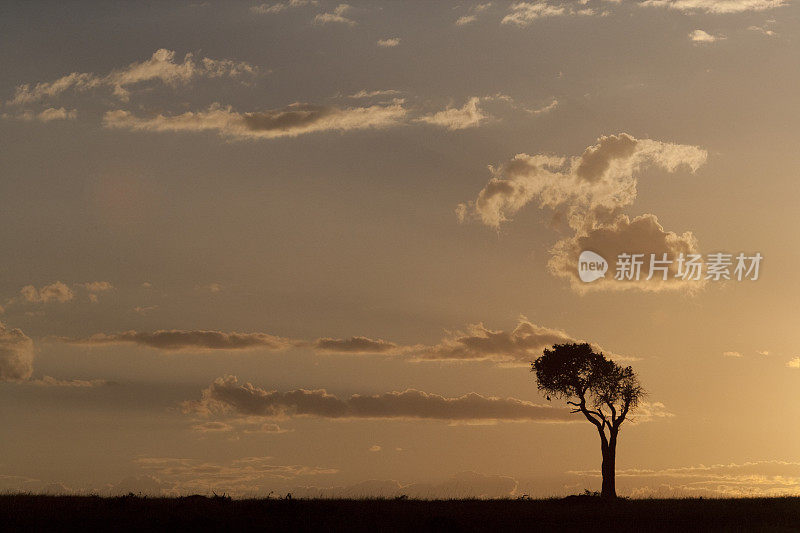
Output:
3 494 800 531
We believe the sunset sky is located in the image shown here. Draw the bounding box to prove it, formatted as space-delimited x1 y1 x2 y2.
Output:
2 0 800 498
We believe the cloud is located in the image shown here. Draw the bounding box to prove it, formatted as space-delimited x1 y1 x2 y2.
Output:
82 281 113 293
458 133 706 229
20 281 75 303
196 282 223 293
8 48 258 105
185 375 574 422
347 89 401 99
570 460 800 497
456 3 493 25
369 445 382 452
502 2 596 26
292 471 519 499
134 456 337 497
103 101 407 140
527 98 559 115
2 107 78 122
633 401 674 423
416 97 487 130
457 133 707 292
0 323 104 384
313 336 399 354
0 323 34 381
250 0 317 15
313 4 356 26
29 376 110 387
63 329 296 352
748 23 777 36
639 0 787 14
547 214 702 292
786 357 800 369
416 320 572 363
689 29 725 43
377 37 400 47
723 350 743 358
82 281 114 303
412 318 635 364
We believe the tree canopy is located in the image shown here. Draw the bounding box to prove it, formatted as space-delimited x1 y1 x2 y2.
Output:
532 343 644 433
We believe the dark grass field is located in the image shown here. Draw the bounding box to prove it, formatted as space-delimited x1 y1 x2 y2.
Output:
4 494 800 532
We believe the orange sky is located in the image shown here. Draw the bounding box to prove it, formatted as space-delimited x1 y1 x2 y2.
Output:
1 0 799 498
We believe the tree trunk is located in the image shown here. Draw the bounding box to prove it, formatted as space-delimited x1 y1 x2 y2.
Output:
601 430 617 499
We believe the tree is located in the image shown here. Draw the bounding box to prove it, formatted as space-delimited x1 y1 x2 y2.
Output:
532 343 644 499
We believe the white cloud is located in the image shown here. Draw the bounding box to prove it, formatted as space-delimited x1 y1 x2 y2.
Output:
748 23 777 36
502 2 595 27
689 29 725 43
786 357 800 368
347 89 401 99
416 97 487 130
250 0 317 15
313 4 356 26
456 3 492 25
639 0 787 14
103 101 407 140
20 281 74 303
377 37 400 47
723 350 743 358
8 49 258 106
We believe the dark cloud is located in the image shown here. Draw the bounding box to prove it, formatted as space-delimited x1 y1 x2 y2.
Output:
313 336 398 354
185 375 573 422
64 329 295 352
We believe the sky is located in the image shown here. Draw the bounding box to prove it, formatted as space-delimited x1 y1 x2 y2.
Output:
1 0 800 498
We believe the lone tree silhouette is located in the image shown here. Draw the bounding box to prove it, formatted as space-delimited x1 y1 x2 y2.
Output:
532 343 644 499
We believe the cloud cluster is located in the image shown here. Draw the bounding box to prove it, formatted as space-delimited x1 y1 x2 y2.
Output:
20 281 74 303
313 4 356 26
0 322 34 381
416 97 487 130
416 320 574 363
502 2 596 26
64 318 630 366
12 280 113 305
103 101 407 140
689 29 725 43
377 37 400 47
639 0 787 14
133 456 337 497
185 375 574 422
3 107 78 122
65 329 296 352
250 0 317 15
458 133 707 291
570 460 800 497
456 3 493 26
8 49 258 106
